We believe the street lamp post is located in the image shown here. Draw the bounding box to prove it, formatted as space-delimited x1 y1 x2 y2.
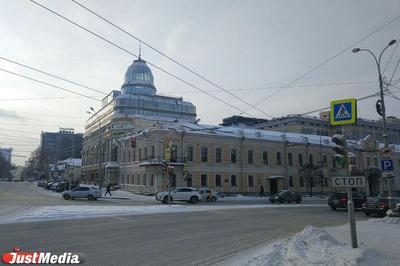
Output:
352 39 397 195
87 107 103 192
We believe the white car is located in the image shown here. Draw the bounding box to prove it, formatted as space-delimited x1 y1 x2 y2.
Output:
156 187 201 204
62 186 101 200
197 187 219 202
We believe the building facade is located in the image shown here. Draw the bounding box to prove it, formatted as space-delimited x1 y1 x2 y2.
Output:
254 112 400 144
117 122 400 196
40 129 83 164
81 56 196 185
0 147 12 163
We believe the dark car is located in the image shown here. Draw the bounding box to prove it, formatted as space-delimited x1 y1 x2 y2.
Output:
37 180 46 187
362 197 400 217
269 190 302 204
44 181 56 190
54 182 79 193
328 192 367 210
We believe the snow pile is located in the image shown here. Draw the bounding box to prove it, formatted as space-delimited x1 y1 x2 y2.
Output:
379 216 400 224
221 225 397 266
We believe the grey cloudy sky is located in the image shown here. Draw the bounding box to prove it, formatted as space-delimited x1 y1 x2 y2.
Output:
1 0 400 165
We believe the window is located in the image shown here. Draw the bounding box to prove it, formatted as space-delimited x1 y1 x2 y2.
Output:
288 153 293 166
300 176 304 187
144 146 148 160
138 148 142 161
277 152 282 165
170 145 177 163
231 149 237 163
309 154 313 165
248 150 254 164
367 157 370 167
186 146 193 162
263 151 268 165
332 156 337 168
151 145 155 160
231 175 237 187
201 174 207 186
322 155 327 166
201 147 208 162
248 175 254 187
289 176 293 187
298 154 303 166
216 148 222 163
128 151 131 162
216 174 222 187
374 157 378 167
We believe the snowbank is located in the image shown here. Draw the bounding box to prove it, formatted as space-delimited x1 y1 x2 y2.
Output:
219 220 399 266
0 204 325 225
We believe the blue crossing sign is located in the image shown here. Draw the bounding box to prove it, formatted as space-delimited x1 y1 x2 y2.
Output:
381 159 394 172
330 98 357 126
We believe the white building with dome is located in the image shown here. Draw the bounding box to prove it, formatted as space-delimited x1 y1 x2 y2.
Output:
81 56 197 184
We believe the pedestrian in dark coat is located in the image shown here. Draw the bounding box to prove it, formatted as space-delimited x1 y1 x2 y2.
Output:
260 186 264 197
105 184 112 196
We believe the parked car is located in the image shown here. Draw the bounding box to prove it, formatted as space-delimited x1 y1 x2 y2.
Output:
62 186 101 200
197 187 219 202
50 182 59 191
156 187 201 204
328 192 367 210
37 180 46 187
269 190 302 203
44 181 56 190
362 197 400 217
54 182 79 193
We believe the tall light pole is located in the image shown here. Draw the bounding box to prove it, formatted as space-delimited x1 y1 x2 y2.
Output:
87 107 102 192
352 39 397 195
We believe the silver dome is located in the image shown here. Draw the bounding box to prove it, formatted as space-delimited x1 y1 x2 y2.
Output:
121 58 156 95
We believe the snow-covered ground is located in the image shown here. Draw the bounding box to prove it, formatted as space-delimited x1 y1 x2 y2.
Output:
0 204 326 225
217 218 400 266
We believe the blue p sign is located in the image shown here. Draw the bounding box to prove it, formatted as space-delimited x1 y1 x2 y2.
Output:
381 160 394 172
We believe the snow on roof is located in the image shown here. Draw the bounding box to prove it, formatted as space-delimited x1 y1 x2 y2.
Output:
58 158 82 166
119 122 400 152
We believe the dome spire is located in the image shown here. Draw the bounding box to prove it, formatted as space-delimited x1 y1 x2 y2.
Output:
138 41 142 60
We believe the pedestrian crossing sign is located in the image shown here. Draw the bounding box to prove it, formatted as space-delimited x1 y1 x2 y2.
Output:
330 98 357 125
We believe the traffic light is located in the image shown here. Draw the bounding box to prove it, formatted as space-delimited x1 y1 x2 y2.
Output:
332 134 347 166
131 136 136 148
376 99 383 116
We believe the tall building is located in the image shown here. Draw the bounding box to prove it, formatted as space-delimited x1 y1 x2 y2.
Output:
82 56 196 184
40 128 83 164
0 147 12 163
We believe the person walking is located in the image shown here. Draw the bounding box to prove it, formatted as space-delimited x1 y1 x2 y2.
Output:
105 183 112 196
260 185 264 197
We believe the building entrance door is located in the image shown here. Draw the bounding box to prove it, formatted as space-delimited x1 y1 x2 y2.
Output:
269 179 278 195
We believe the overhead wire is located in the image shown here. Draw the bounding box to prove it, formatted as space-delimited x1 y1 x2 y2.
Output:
70 0 273 118
0 68 102 102
240 12 400 114
0 56 107 95
382 39 399 74
29 0 258 118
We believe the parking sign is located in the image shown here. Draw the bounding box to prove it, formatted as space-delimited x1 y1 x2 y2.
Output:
381 159 394 172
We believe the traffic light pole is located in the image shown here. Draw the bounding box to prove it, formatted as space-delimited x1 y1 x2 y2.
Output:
343 130 358 249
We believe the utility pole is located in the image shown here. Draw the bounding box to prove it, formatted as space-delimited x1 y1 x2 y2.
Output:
353 39 397 196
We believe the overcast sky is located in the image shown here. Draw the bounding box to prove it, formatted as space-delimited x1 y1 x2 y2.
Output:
1 0 400 166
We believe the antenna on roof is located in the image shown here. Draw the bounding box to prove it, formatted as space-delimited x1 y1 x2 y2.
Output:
138 41 142 60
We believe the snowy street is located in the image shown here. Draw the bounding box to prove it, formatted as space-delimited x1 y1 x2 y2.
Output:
0 182 371 266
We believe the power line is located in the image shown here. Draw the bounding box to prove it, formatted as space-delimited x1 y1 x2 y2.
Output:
166 80 381 95
388 57 400 84
0 56 107 95
242 12 400 114
0 133 40 141
0 67 102 102
0 96 100 101
383 39 399 74
71 0 273 118
29 0 256 117
300 92 380 116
